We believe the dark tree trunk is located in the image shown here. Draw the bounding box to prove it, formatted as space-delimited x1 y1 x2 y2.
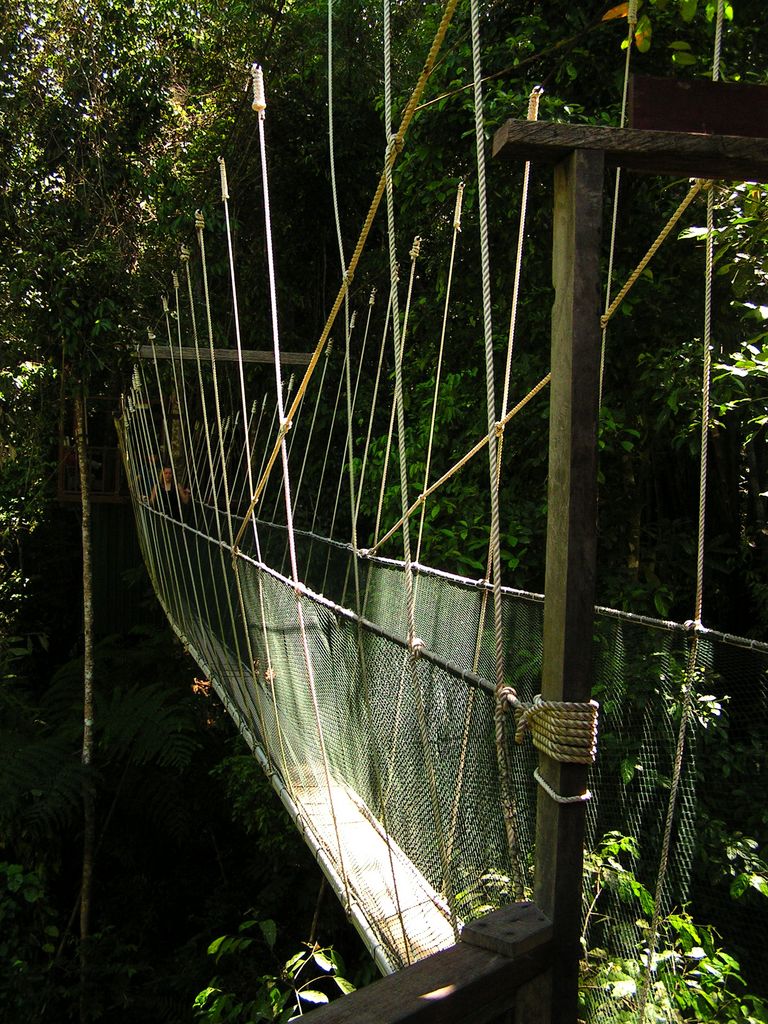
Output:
73 387 96 1024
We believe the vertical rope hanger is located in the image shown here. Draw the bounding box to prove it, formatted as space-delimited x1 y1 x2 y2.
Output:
468 0 526 899
252 63 353 913
636 4 725 1020
600 0 639 400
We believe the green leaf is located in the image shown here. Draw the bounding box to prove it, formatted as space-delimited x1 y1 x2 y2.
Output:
634 14 652 52
680 0 698 22
299 989 329 1005
313 950 333 972
334 976 356 994
672 50 698 65
259 919 277 949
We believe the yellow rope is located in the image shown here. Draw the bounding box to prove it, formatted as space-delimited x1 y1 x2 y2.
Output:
233 0 461 553
600 179 708 331
369 371 551 556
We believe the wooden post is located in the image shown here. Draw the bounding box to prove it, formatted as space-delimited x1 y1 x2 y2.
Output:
517 148 604 1024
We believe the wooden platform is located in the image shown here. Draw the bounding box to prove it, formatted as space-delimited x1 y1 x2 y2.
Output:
492 119 768 182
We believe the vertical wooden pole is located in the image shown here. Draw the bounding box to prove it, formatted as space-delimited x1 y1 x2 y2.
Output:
518 148 604 1024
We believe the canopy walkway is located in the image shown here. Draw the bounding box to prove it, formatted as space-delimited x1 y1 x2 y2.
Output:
117 4 768 1020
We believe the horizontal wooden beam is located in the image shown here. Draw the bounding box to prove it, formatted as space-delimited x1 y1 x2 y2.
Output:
138 345 311 366
492 119 768 182
306 903 552 1024
629 75 768 139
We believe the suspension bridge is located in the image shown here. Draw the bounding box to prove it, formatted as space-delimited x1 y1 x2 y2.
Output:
115 3 768 1021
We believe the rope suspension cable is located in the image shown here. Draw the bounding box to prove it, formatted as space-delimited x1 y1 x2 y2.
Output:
270 373 302 523
182 234 252 707
321 312 360 598
170 260 233 659
600 0 639 400
160 290 223 676
195 211 252 680
155 292 243 703
146 328 206 650
236 396 267 515
636 4 725 1019
233 0 461 552
381 0 459 938
253 63 353 912
354 287 391 539
218 156 281 763
304 355 346 579
133 353 186 623
448 84 543 884
469 0 525 899
369 371 551 556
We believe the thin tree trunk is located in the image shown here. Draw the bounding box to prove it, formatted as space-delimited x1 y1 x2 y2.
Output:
73 388 96 1024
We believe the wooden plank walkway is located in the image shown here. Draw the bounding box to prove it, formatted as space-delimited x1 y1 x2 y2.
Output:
294 783 458 968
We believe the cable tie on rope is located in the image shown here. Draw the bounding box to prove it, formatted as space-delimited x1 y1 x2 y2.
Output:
218 156 229 201
453 181 465 231
534 768 592 805
251 63 266 115
409 636 426 659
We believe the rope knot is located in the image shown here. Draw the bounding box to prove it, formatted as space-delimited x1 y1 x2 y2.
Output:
343 268 355 286
218 156 229 201
494 420 504 438
527 85 544 121
409 636 426 659
251 63 267 114
453 182 465 231
500 691 600 764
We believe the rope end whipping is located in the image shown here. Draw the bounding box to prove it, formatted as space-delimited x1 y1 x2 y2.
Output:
410 235 422 260
369 286 377 306
195 209 205 234
162 295 169 314
180 244 191 264
218 156 229 201
453 181 465 231
251 63 266 117
527 85 544 122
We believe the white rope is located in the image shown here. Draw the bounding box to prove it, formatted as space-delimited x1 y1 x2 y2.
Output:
469 0 525 899
636 6 724 1020
255 66 352 912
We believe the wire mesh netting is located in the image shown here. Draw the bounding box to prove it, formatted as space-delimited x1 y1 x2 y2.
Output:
123 446 768 1016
